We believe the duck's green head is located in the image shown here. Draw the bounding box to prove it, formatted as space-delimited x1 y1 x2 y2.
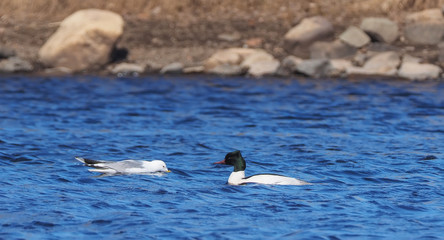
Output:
214 150 246 172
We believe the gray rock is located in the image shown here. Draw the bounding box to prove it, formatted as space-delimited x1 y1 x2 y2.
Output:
360 17 398 43
281 55 303 72
160 62 184 74
404 22 444 45
275 56 302 76
310 40 357 59
284 16 333 47
0 46 16 59
0 57 33 73
295 59 330 78
110 63 145 76
206 64 246 76
398 62 441 80
346 51 400 77
339 26 371 48
364 51 401 73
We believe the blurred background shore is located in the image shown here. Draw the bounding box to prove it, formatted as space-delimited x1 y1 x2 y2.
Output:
1 0 444 78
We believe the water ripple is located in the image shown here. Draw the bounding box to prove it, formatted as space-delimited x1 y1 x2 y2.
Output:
0 76 442 239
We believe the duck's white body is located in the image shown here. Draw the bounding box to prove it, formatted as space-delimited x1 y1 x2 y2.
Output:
76 157 170 174
217 150 310 186
228 171 310 185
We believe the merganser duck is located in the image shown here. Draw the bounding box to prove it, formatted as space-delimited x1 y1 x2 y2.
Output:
75 157 170 174
215 150 310 185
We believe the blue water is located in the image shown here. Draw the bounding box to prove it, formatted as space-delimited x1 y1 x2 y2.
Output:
0 76 443 239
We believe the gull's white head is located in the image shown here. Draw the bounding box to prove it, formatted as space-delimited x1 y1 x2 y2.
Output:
150 160 170 173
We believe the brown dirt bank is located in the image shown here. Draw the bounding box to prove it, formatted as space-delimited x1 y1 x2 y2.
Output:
1 0 444 72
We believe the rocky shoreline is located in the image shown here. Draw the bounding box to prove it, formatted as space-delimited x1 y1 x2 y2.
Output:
2 6 444 81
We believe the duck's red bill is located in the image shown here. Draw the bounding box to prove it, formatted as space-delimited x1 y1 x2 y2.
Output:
214 159 226 164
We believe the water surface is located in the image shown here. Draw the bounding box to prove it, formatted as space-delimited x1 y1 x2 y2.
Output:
0 76 443 239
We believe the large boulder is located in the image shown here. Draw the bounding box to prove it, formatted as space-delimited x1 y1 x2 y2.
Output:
398 62 441 80
360 17 398 43
284 16 333 48
39 9 124 72
310 40 357 59
346 51 400 77
404 22 444 45
339 26 371 48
